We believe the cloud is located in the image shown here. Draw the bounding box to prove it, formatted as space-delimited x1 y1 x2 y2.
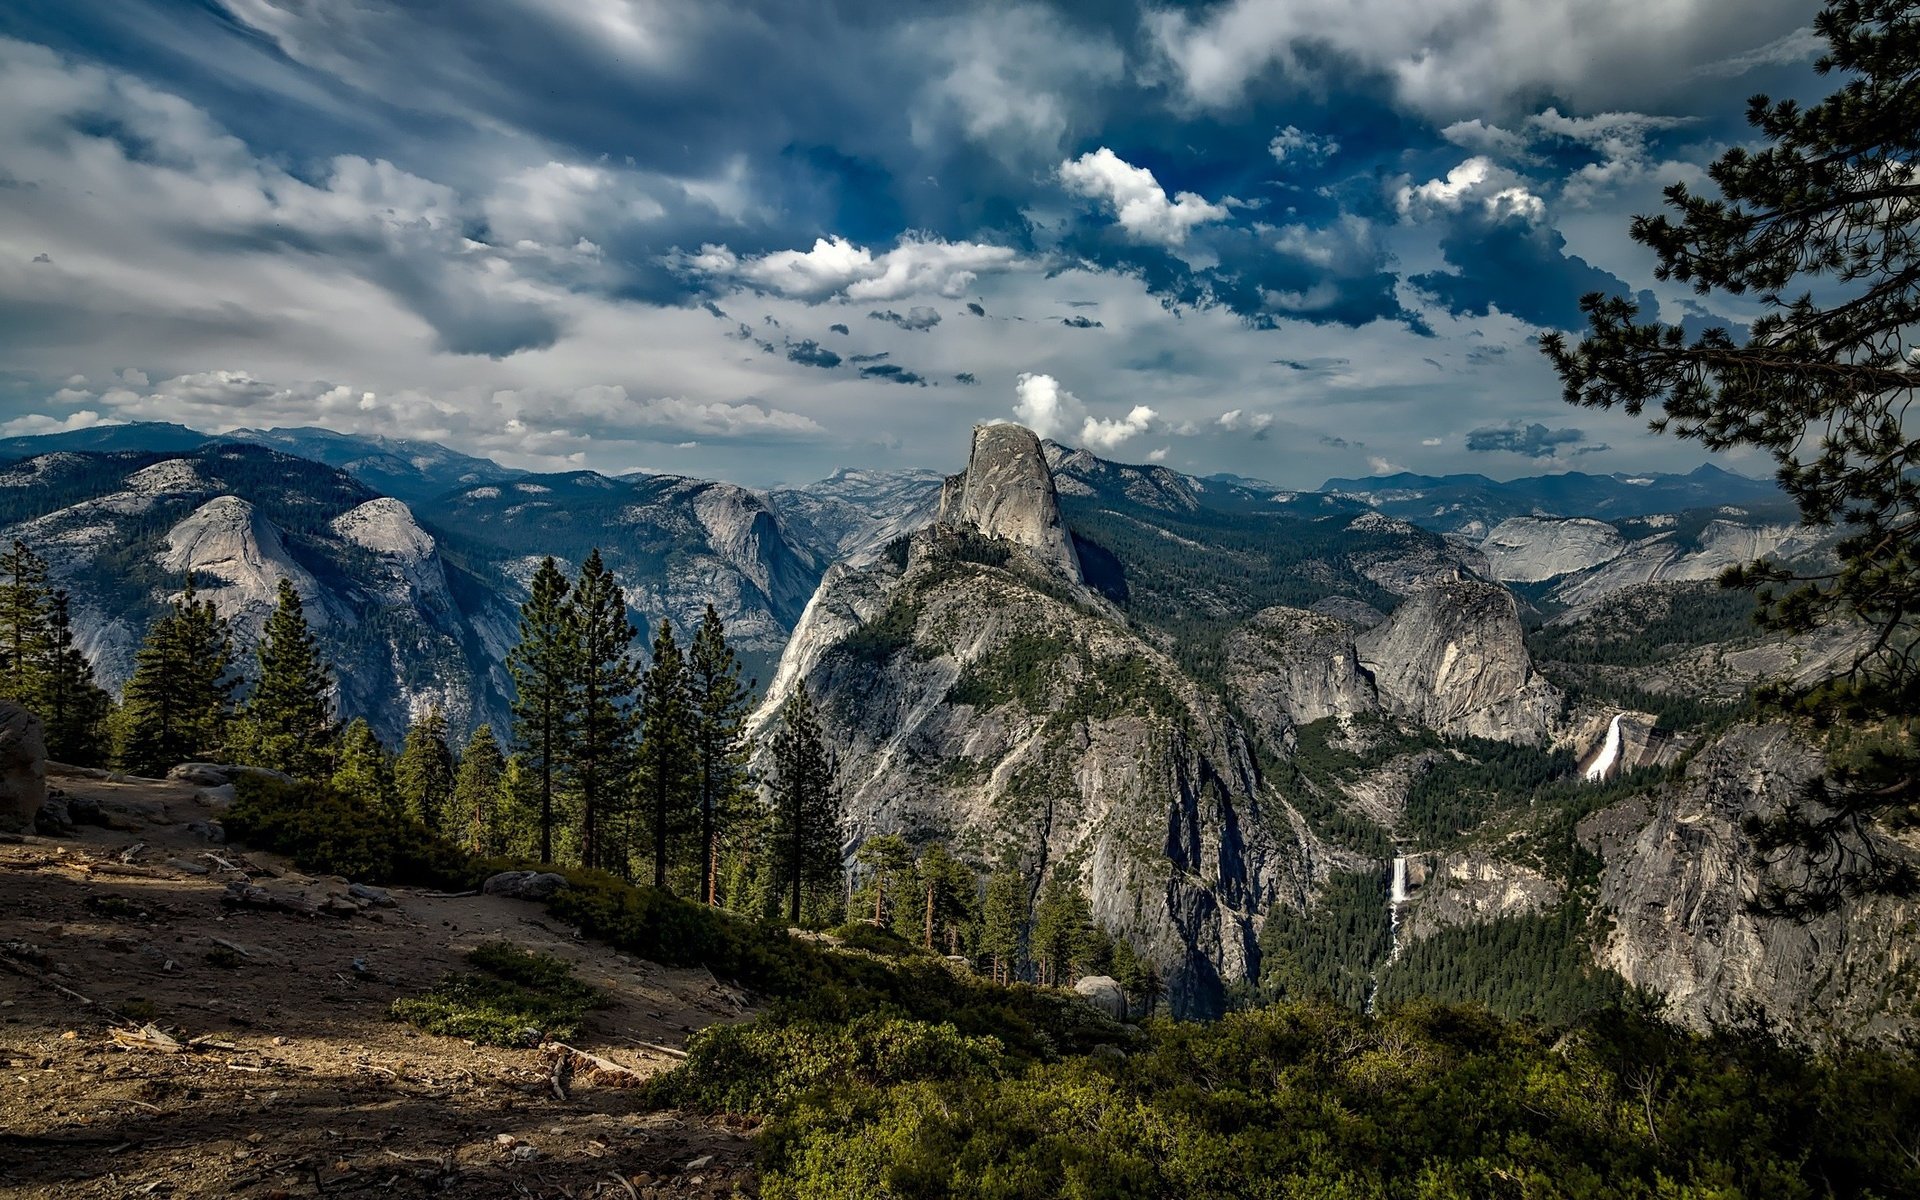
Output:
1060 315 1103 329
1057 148 1233 248
1318 434 1360 449
1217 409 1274 433
1268 126 1339 164
1465 421 1591 459
1148 446 1170 462
687 235 1022 302
828 322 850 334
859 363 926 386
1011 372 1155 452
869 306 942 331
785 339 842 368
0 409 123 437
953 372 977 385
1146 0 1808 117
1395 158 1544 224
1367 455 1406 475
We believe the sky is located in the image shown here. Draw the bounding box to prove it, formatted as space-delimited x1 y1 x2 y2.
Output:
0 0 1830 488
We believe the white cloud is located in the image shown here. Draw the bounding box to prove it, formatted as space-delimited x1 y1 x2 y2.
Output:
1421 436 1444 446
1012 372 1155 452
1367 455 1406 475
1268 125 1339 164
1058 148 1233 248
905 7 1124 162
690 235 1023 301
1148 446 1170 462
1217 409 1274 432
0 409 123 437
1395 157 1544 224
1146 0 1808 118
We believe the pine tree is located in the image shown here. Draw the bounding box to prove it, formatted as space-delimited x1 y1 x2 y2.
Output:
117 577 238 776
855 832 915 926
454 724 508 855
636 619 693 890
917 842 978 954
36 590 111 766
507 557 578 864
236 579 333 779
1031 871 1096 987
395 705 457 833
0 539 51 704
331 718 394 812
981 862 1028 985
688 604 754 905
768 683 839 925
571 550 639 872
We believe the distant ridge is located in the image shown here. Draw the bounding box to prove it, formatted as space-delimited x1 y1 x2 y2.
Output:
1315 463 1788 534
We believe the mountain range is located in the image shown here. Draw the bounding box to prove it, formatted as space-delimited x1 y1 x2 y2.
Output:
2 419 1909 1036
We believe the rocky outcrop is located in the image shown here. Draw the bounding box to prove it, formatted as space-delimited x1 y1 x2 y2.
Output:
0 702 48 832
938 424 1082 582
159 496 327 631
1479 517 1625 583
1355 581 1560 743
1224 607 1377 739
330 498 451 609
1582 723 1920 1042
1074 975 1129 1019
1401 852 1563 942
768 468 946 564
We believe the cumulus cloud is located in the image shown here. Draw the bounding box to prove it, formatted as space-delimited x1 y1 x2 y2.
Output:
687 235 1022 302
0 409 123 437
1217 409 1274 433
1058 148 1233 248
1268 126 1339 164
1441 108 1699 205
1465 421 1595 459
1395 158 1544 224
785 339 842 368
1148 446 1170 462
1011 372 1155 452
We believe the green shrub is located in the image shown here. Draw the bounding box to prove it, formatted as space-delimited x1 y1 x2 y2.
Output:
826 921 930 958
392 942 604 1046
224 774 475 889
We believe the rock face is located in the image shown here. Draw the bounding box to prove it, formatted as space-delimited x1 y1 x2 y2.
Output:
1355 581 1560 743
1480 514 1829 606
1224 607 1377 738
0 702 48 832
938 424 1082 582
1582 723 1920 1042
767 468 946 564
1074 975 1129 1020
1401 852 1563 943
1479 517 1625 583
159 496 327 630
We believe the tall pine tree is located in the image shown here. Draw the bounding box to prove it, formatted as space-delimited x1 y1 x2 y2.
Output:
454 724 508 855
571 550 639 872
507 557 578 864
636 619 692 890
36 590 111 766
331 718 394 813
768 683 839 926
0 539 51 705
395 705 457 833
688 603 753 904
981 861 1028 985
236 579 333 779
117 577 238 776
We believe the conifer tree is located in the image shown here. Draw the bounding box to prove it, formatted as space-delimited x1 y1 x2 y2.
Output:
855 833 915 925
1031 871 1097 987
117 577 238 776
688 604 753 905
917 842 978 954
454 724 508 855
36 591 111 766
981 862 1028 985
395 705 457 833
570 550 639 872
636 619 693 889
0 539 50 704
331 718 394 813
507 557 578 864
237 579 333 779
768 683 839 925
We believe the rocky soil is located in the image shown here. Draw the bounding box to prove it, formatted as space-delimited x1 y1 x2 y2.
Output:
0 770 756 1199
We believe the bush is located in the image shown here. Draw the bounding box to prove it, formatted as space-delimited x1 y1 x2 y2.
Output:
825 921 930 959
392 942 604 1046
224 774 475 889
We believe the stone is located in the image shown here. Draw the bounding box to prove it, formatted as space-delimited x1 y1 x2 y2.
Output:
481 871 569 901
937 422 1082 582
1354 579 1560 743
347 883 396 907
169 763 231 787
196 784 238 811
0 702 48 833
1073 975 1128 1020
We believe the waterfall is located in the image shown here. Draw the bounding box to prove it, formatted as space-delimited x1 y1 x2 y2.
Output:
1368 854 1412 1014
1584 712 1625 783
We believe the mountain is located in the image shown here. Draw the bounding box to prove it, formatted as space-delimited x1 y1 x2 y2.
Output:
0 445 513 743
765 467 946 564
1318 463 1788 537
0 421 208 459
222 427 525 502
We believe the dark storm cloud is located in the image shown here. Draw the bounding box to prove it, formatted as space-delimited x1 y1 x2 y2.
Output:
1466 421 1592 459
869 306 941 331
785 339 842 369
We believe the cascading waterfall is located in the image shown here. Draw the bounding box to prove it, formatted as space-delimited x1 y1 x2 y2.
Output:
1584 712 1625 783
1366 854 1412 1014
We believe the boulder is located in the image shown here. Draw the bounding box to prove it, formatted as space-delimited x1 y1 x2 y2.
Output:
195 784 238 811
482 870 570 901
1073 975 1128 1020
0 702 48 832
169 763 232 787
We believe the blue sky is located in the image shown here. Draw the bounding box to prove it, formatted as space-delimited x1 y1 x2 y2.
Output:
0 0 1827 486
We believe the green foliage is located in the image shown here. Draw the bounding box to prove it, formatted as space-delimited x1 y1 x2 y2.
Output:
1256 870 1390 1010
834 597 926 667
979 862 1027 985
752 1001 1920 1199
115 576 240 776
770 684 841 926
826 920 929 958
1029 869 1106 987
0 537 51 701
224 773 473 890
1377 905 1627 1023
507 555 579 864
391 942 604 1047
947 632 1071 711
394 704 457 834
33 588 111 765
1529 583 1760 667
330 717 394 814
637 616 694 889
689 603 755 905
573 549 640 874
235 578 334 779
647 1012 1005 1115
453 723 508 855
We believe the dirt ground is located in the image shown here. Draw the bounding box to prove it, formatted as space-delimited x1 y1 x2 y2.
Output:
0 770 761 1199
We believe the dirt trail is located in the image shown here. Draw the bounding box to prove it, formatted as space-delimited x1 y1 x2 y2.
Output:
0 771 758 1198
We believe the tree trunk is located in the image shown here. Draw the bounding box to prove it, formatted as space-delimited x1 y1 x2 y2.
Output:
539 707 553 865
923 878 934 950
652 767 668 890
